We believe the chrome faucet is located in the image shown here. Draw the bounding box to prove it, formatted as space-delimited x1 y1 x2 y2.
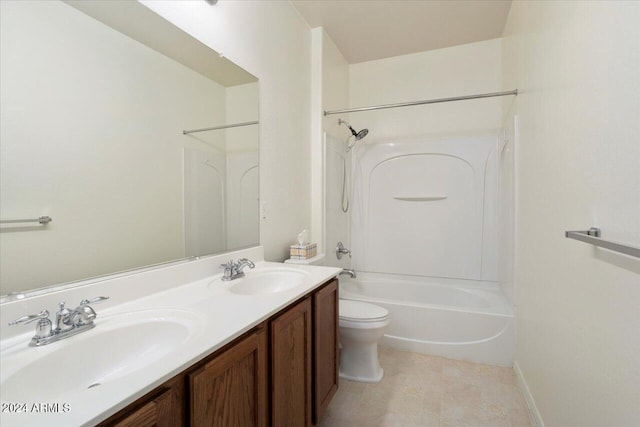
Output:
55 302 75 333
220 258 255 281
9 296 109 347
339 269 357 279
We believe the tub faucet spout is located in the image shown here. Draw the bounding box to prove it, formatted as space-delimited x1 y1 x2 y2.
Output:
339 269 357 279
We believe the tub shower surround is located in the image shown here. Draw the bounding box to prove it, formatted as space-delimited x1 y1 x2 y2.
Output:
341 132 513 366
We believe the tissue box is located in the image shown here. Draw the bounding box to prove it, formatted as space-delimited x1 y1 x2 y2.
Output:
290 243 317 260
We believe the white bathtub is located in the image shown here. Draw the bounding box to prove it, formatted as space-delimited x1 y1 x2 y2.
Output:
339 272 515 366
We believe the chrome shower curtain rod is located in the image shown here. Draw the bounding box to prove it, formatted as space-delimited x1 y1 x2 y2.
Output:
182 120 259 135
323 89 518 116
0 216 52 225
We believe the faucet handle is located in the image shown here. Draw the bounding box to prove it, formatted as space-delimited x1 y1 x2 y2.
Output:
220 260 236 268
9 310 52 341
336 242 352 259
80 296 109 306
9 310 50 326
238 258 255 268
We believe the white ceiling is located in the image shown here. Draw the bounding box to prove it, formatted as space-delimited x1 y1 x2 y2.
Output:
291 0 512 63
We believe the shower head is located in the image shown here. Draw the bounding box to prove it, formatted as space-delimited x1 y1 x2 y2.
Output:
355 128 368 140
338 119 368 140
338 119 369 149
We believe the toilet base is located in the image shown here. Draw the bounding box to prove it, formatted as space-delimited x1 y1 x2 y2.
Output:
339 367 384 383
338 338 386 383
338 300 390 384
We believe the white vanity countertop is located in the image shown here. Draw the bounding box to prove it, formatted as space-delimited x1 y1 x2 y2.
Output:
0 258 341 427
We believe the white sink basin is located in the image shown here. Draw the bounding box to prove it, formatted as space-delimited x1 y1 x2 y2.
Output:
0 309 203 401
229 269 310 295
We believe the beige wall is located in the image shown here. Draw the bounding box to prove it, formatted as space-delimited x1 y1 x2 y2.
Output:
143 0 311 261
310 28 351 256
321 31 351 141
320 30 351 266
503 1 640 426
349 39 503 143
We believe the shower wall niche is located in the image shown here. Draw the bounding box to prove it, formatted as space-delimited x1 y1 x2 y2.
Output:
351 133 501 282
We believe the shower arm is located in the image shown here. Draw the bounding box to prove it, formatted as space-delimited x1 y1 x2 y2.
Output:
338 119 357 138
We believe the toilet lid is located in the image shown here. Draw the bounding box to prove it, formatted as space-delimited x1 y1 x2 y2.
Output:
339 299 389 322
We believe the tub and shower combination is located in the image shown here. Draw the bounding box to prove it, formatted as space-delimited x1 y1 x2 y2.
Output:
340 273 514 366
327 131 515 366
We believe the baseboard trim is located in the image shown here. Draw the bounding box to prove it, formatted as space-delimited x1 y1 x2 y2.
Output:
513 360 546 427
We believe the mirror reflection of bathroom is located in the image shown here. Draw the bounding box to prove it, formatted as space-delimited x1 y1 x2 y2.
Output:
0 0 259 297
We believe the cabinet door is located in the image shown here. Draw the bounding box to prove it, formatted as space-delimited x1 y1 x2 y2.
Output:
101 376 184 427
111 389 169 427
189 327 268 427
313 279 339 424
271 297 312 427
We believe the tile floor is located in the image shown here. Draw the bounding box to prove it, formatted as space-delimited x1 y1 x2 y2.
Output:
319 346 533 427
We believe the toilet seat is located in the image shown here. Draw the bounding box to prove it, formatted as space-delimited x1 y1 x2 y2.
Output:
339 299 389 323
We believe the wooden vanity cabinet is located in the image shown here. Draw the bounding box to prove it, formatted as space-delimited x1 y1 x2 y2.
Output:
269 278 339 427
270 297 313 427
98 326 268 427
98 278 338 427
312 279 339 424
189 326 268 427
99 375 184 427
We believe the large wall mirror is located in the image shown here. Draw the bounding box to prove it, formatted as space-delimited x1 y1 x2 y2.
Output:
0 1 260 297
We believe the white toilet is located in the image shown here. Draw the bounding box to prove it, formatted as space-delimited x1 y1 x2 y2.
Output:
338 299 390 382
284 254 390 383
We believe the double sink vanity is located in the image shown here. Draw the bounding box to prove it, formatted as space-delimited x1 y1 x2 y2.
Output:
0 247 341 426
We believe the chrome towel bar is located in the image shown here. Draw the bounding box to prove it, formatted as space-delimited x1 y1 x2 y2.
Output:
0 216 52 225
565 227 640 258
